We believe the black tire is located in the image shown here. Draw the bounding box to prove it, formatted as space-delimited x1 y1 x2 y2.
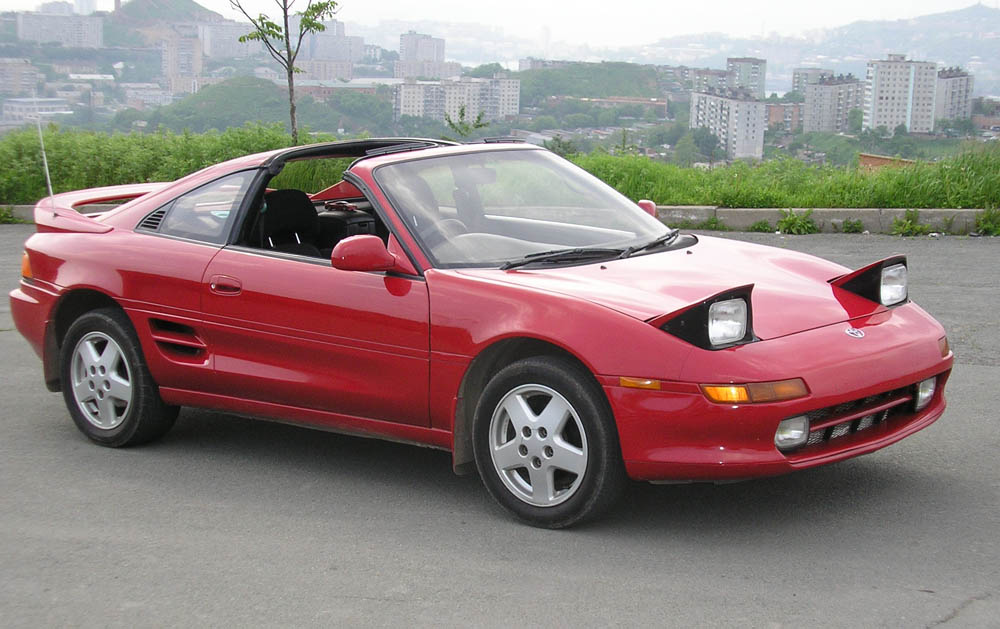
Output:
60 307 178 447
472 356 627 528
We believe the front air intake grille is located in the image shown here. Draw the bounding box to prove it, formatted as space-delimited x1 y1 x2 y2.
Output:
137 208 167 231
799 386 912 450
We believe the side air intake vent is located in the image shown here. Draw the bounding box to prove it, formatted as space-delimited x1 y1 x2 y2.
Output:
138 208 167 231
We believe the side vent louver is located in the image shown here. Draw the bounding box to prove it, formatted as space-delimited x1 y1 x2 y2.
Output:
138 208 167 231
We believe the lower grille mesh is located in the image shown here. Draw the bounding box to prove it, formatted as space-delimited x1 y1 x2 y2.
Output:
805 409 891 446
801 386 910 449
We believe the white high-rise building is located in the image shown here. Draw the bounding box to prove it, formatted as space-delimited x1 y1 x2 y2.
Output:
803 75 864 133
16 11 103 48
791 68 835 95
399 31 445 63
394 77 519 123
935 68 975 121
74 0 96 15
689 89 766 160
863 54 937 133
726 57 766 100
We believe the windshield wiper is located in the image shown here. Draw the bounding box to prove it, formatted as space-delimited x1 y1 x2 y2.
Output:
617 229 680 259
499 247 625 271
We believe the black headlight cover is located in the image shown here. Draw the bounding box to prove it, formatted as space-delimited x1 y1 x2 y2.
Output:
829 255 907 306
654 284 757 350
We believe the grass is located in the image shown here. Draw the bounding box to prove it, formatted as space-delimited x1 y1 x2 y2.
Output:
573 143 1000 210
776 209 819 235
2 125 999 216
0 206 26 224
975 207 1000 236
890 209 932 237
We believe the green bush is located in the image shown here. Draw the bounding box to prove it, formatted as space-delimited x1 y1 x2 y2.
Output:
776 209 818 235
842 218 865 233
571 144 1000 210
748 219 773 232
974 207 1000 236
891 209 932 237
0 206 25 224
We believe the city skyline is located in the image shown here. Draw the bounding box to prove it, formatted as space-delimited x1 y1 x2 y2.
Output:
1 0 992 48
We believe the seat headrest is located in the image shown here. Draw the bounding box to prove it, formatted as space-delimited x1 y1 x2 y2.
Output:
262 189 318 237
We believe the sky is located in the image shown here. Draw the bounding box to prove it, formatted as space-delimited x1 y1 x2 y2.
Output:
1 0 992 47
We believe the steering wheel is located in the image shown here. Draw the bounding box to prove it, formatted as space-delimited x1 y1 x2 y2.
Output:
420 218 468 249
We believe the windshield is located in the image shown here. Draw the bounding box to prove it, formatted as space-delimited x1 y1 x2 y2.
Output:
372 148 668 268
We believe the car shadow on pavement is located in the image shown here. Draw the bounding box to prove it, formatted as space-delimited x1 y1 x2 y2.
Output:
158 407 958 537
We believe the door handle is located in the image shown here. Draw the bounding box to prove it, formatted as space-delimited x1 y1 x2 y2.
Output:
209 274 242 296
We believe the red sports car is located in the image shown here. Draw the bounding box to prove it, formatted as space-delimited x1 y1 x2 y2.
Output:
11 138 952 528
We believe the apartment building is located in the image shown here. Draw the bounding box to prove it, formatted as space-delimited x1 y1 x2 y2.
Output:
690 69 730 93
298 60 353 82
803 74 864 133
727 57 766 100
518 58 573 71
2 97 72 122
935 68 974 121
766 102 803 133
199 21 261 59
791 68 834 94
160 24 203 90
16 11 103 48
400 31 445 63
689 88 766 160
0 58 41 96
393 60 462 80
863 54 937 133
394 77 519 123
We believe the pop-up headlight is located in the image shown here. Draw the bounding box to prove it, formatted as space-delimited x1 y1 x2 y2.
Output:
880 263 908 306
708 298 747 346
830 255 908 307
655 285 756 350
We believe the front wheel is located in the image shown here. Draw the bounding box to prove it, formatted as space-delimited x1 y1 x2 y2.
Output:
473 356 626 528
60 308 178 447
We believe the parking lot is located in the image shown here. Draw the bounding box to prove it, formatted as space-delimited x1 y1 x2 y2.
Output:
2 223 998 627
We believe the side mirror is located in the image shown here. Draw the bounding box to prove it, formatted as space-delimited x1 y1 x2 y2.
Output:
331 235 397 272
637 199 658 218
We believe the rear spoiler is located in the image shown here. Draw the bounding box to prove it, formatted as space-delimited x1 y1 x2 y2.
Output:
33 182 169 234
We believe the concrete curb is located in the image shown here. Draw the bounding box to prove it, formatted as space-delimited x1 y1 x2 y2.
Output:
657 206 983 234
4 204 986 235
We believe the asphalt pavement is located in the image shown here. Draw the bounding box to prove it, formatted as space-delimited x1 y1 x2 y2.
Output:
1 224 998 627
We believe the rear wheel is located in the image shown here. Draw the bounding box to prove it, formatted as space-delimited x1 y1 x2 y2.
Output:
473 356 626 528
60 308 178 447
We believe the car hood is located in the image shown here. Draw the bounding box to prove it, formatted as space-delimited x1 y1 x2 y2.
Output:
456 235 886 340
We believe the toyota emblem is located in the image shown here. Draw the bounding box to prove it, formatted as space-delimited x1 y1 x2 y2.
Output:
845 327 865 338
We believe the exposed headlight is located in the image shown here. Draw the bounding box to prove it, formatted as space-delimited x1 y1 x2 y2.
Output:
881 263 908 306
708 298 747 346
775 416 810 451
914 377 936 411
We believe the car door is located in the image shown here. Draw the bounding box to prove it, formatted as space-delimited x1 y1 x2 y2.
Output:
198 247 431 427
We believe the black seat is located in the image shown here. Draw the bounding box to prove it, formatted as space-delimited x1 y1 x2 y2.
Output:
260 189 323 257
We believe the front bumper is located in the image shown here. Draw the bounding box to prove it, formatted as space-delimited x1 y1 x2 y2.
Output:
603 303 953 481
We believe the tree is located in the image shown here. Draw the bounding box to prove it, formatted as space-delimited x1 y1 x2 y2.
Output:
466 63 504 78
231 0 339 145
543 136 578 158
691 127 721 164
444 104 489 139
673 133 697 167
848 108 863 134
893 123 909 138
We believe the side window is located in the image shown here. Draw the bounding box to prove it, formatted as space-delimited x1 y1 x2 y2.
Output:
156 171 254 244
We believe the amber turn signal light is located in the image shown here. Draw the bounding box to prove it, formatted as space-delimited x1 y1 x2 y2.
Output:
619 376 661 390
20 252 32 279
938 336 950 358
700 384 750 403
702 378 808 404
